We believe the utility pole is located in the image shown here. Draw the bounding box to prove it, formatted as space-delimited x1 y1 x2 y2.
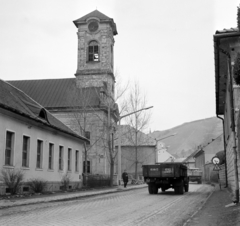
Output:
135 115 138 179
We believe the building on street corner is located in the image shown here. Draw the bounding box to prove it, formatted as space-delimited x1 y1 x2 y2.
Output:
0 79 89 195
213 7 240 202
8 10 119 176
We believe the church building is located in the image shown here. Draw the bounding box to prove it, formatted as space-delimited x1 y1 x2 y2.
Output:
9 10 119 176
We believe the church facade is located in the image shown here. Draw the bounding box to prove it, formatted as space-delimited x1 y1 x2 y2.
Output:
9 10 119 176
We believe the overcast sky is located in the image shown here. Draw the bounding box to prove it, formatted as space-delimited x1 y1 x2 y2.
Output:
0 0 239 131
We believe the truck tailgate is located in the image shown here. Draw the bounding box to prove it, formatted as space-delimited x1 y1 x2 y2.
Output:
143 164 177 177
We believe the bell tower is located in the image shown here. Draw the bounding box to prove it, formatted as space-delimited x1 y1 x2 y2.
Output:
73 10 118 98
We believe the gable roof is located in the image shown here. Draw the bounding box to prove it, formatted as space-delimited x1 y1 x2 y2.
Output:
8 78 101 109
0 79 89 143
73 10 118 35
74 10 111 22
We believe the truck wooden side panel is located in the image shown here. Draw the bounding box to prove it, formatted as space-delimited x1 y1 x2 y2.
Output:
143 163 187 178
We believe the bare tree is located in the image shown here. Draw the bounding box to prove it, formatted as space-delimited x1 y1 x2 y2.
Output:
123 81 151 179
65 86 106 185
64 72 128 187
99 73 129 186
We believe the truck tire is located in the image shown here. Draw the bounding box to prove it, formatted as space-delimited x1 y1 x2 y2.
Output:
148 184 153 194
174 186 179 194
153 185 158 194
179 180 184 194
198 180 202 184
161 187 166 192
184 182 189 192
175 180 184 194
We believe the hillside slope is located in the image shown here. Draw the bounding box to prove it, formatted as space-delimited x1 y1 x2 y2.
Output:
149 117 223 158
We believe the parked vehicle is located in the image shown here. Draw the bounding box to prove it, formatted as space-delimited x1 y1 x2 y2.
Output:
187 168 202 184
142 163 189 195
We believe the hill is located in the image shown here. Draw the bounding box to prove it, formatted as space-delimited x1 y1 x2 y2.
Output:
149 117 223 158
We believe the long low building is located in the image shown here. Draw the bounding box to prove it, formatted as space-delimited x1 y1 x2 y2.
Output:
0 80 89 195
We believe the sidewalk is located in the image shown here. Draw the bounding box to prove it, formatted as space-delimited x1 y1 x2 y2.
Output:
184 184 240 226
0 184 147 209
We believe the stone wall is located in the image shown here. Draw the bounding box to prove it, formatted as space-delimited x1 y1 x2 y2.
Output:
226 132 238 192
224 85 240 195
75 21 115 98
51 110 114 175
76 73 115 98
76 24 114 72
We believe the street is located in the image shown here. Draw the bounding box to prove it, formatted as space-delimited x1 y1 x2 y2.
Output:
0 184 213 226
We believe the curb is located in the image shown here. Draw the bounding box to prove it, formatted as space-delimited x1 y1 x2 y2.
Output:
0 184 147 209
182 186 215 226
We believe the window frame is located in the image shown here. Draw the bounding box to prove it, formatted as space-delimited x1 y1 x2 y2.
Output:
75 150 79 172
48 143 54 170
59 146 64 171
88 40 99 62
68 148 72 172
36 139 43 169
5 131 15 166
22 135 30 168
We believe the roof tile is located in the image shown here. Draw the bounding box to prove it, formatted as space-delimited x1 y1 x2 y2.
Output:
8 78 101 109
0 79 88 142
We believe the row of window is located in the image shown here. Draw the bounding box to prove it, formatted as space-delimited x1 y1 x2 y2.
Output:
5 131 80 172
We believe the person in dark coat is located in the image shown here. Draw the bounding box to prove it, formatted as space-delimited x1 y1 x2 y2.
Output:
122 170 128 188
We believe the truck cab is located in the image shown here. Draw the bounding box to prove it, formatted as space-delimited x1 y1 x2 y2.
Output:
187 168 202 184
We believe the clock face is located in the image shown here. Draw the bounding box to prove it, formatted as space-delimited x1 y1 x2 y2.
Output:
88 21 99 32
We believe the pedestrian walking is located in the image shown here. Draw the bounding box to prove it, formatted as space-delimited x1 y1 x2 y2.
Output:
122 170 128 188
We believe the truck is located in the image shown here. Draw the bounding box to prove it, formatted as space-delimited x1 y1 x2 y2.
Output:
187 168 202 184
142 162 189 195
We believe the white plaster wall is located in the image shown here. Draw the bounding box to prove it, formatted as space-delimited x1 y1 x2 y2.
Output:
0 112 84 183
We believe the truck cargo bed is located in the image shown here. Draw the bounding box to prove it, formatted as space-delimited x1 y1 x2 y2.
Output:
142 163 189 195
143 163 188 178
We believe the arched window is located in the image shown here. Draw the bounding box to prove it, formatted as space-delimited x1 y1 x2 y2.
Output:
88 41 99 62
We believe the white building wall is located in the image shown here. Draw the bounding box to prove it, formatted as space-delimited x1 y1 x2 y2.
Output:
0 112 84 194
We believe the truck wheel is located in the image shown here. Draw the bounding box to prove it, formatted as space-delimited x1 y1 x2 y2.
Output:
184 183 189 192
152 185 158 194
161 187 166 192
148 184 153 194
174 186 179 194
198 180 202 184
178 180 184 195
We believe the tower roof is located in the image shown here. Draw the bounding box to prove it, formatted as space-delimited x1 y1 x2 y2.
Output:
73 10 118 35
74 10 111 22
